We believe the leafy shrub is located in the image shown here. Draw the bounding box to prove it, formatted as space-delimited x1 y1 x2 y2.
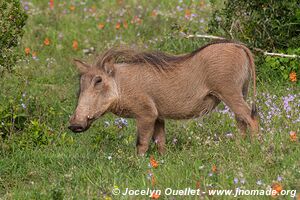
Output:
0 94 28 138
18 119 56 147
91 118 130 149
208 0 300 82
0 93 73 151
261 48 300 83
209 0 300 51
0 0 28 74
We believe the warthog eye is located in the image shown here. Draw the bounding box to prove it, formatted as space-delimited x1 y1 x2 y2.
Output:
94 77 102 85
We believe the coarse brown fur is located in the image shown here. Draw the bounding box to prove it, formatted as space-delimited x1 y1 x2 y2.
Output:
69 40 259 155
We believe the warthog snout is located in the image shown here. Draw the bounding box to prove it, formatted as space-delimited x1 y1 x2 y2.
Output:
68 124 85 133
68 114 93 133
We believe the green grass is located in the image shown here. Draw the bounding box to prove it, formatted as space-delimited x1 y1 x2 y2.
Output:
0 0 299 199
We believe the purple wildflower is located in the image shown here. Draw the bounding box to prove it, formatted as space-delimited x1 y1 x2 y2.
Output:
176 6 183 12
21 103 26 109
114 118 128 128
234 177 239 184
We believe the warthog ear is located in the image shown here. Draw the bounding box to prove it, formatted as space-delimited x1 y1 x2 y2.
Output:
103 59 115 76
73 59 90 74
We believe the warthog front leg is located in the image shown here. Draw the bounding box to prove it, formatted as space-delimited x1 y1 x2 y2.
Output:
136 117 156 156
152 119 166 154
235 117 247 138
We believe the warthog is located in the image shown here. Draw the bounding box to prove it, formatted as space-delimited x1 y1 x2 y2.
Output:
69 40 259 155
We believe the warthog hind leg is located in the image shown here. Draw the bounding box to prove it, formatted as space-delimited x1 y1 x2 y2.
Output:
202 94 221 115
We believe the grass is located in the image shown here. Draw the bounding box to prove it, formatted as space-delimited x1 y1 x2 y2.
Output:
0 0 299 199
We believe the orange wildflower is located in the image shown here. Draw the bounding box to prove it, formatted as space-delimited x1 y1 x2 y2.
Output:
72 40 78 50
123 20 128 29
151 175 156 186
131 16 142 24
185 9 191 18
44 38 50 46
196 181 201 189
150 155 158 168
70 5 75 11
290 131 297 142
115 22 121 30
212 165 217 173
272 182 282 196
151 192 160 199
98 23 105 29
49 0 54 10
25 47 30 55
151 10 157 17
289 71 297 82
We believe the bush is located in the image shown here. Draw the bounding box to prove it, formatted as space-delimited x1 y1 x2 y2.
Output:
208 0 300 82
208 0 300 51
261 48 300 84
0 0 28 74
0 95 28 139
0 93 73 152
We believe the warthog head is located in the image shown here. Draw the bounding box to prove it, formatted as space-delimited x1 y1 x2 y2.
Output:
68 59 118 132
